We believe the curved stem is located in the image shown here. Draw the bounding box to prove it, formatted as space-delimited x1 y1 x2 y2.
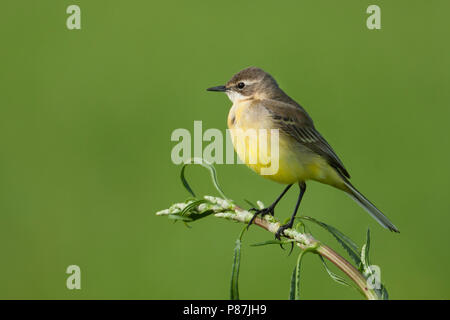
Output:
252 215 378 300
156 196 380 300
316 244 378 300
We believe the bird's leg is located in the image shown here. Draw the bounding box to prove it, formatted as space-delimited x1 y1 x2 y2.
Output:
247 184 293 229
275 182 307 240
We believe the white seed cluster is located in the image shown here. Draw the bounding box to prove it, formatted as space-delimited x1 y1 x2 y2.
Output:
204 196 234 210
156 196 235 216
156 201 191 215
156 196 318 249
283 229 315 247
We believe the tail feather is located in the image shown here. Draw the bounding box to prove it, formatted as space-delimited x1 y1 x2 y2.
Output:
343 179 399 233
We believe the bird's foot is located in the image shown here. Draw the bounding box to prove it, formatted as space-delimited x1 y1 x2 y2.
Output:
247 206 275 229
275 222 295 255
275 222 293 240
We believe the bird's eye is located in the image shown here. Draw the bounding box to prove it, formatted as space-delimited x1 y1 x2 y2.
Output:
237 82 245 89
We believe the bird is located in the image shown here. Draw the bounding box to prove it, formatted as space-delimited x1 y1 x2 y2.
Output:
207 67 399 239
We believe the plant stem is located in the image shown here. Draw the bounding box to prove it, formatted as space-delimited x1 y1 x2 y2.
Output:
316 244 378 300
156 196 380 300
250 215 378 300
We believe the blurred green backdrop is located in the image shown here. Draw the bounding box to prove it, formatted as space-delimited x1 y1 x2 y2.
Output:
1 0 449 299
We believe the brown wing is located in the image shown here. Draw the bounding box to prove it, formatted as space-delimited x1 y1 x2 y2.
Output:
261 99 350 179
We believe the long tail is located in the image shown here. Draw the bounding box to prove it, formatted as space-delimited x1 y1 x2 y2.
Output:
342 178 399 233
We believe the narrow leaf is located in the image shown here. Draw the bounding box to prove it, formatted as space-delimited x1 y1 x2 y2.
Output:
380 286 389 300
289 266 296 300
167 214 193 222
180 164 196 197
230 227 246 300
360 229 372 272
300 216 361 265
179 199 208 217
189 209 216 221
318 256 351 287
364 228 371 268
180 158 228 199
244 199 257 208
290 250 307 300
250 239 291 247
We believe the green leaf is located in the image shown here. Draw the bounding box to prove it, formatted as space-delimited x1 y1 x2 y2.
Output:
289 250 307 300
230 227 246 300
300 216 361 265
250 239 291 247
243 199 257 208
289 266 296 300
179 199 208 217
168 200 216 225
361 228 371 269
380 286 389 300
357 229 389 300
167 214 193 222
318 255 351 287
189 209 216 221
371 280 389 300
180 165 196 198
180 158 228 199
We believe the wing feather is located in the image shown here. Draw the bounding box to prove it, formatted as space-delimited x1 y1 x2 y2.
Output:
260 100 350 178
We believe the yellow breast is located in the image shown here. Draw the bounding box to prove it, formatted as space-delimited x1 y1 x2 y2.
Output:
227 100 345 188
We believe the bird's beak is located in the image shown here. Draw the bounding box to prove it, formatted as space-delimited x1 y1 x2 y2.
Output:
206 85 227 92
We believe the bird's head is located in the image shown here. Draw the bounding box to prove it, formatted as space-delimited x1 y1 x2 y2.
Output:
207 67 279 103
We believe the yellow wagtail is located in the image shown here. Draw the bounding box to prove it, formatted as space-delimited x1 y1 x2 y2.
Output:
207 67 399 239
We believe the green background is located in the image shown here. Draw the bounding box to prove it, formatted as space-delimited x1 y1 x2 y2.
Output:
1 0 449 299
